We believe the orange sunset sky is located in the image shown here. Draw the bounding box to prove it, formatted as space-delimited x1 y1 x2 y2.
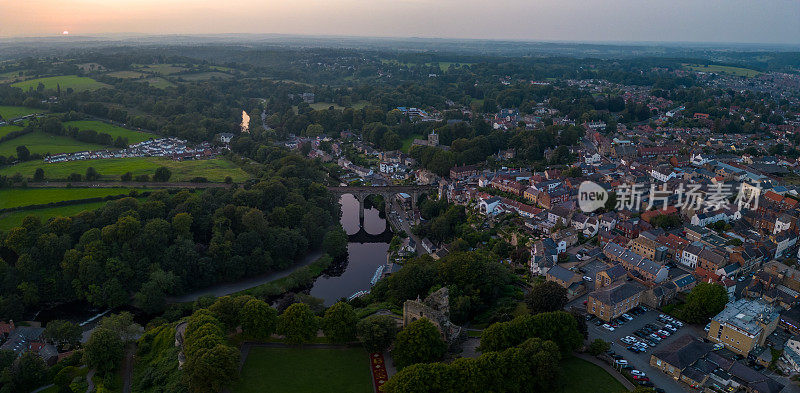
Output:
1 0 799 44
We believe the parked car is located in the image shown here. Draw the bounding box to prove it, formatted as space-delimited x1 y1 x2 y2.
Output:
583 276 593 281
638 381 654 387
630 370 645 377
603 324 615 331
614 359 628 365
594 319 604 326
633 376 650 382
622 313 633 321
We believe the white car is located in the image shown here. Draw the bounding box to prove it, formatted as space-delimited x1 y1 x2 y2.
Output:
704 323 711 332
614 359 628 365
583 276 593 282
621 313 633 321
631 370 646 377
602 324 615 331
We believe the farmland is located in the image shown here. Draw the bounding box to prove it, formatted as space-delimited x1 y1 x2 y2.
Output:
11 75 110 92
684 64 762 77
0 200 109 231
107 70 146 78
133 64 188 75
0 105 44 120
0 125 23 138
62 120 159 143
179 72 233 81
0 187 143 209
142 77 175 89
0 157 250 182
0 131 104 157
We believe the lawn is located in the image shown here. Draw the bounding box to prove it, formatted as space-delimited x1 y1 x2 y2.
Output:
232 347 372 393
684 64 761 77
0 125 23 138
0 200 108 231
0 187 143 209
11 75 110 92
0 131 104 157
0 105 44 120
62 120 159 144
557 357 626 393
0 157 250 182
106 70 146 79
400 134 423 153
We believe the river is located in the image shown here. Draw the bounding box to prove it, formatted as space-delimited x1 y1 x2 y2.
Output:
310 194 390 306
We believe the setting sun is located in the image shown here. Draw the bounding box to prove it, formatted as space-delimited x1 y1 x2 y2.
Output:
62 30 69 35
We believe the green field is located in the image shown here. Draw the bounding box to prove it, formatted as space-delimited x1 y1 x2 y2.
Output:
557 357 626 393
684 64 761 77
380 59 474 71
179 72 233 81
0 157 250 182
0 125 23 138
62 120 158 144
134 64 187 75
0 200 108 231
0 187 144 209
232 347 372 393
0 105 44 120
308 101 369 111
107 70 146 79
400 134 424 152
0 131 104 157
142 77 175 89
12 75 110 92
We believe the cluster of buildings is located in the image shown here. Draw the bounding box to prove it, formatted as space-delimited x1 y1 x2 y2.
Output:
44 138 221 163
0 321 60 366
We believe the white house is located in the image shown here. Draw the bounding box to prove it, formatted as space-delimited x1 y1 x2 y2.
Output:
681 244 703 269
479 197 502 216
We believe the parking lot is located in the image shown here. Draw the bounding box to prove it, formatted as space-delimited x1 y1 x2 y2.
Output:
585 307 706 393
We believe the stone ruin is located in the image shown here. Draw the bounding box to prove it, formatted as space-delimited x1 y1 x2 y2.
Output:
402 287 464 347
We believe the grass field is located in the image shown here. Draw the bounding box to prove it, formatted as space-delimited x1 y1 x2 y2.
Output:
142 77 175 89
0 105 44 120
308 101 370 111
0 187 144 209
0 125 23 138
134 64 187 75
0 157 250 182
684 64 761 77
0 131 104 156
107 70 146 79
12 75 110 92
557 357 626 393
400 134 423 152
62 120 159 144
179 72 233 81
232 347 372 393
0 200 108 231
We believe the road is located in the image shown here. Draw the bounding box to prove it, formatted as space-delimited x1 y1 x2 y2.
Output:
384 197 425 255
167 251 323 303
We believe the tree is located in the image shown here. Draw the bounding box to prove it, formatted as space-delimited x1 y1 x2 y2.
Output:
682 282 729 324
479 311 583 354
240 299 277 340
526 280 567 314
588 339 610 356
15 145 30 161
392 318 447 369
98 312 142 343
44 320 82 347
33 168 44 181
183 343 239 393
322 227 348 259
277 303 319 345
85 166 99 181
121 172 132 182
0 352 47 393
357 315 398 353
322 302 358 343
83 328 124 376
154 166 172 182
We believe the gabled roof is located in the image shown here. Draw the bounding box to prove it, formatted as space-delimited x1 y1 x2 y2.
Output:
547 265 577 283
652 334 712 370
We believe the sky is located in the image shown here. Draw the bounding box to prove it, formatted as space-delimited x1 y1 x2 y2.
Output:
2 0 799 45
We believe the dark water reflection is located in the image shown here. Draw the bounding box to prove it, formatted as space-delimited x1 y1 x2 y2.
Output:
310 194 390 306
